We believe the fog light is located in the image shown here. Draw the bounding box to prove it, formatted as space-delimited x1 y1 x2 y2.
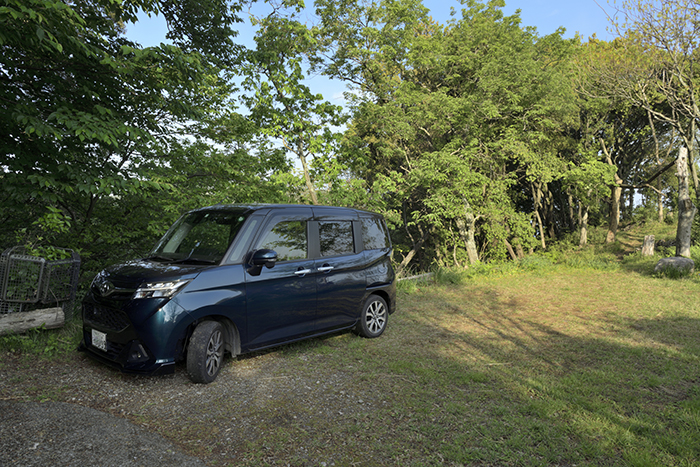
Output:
127 342 150 363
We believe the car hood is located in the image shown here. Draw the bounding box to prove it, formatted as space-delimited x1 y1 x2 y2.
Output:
100 259 205 288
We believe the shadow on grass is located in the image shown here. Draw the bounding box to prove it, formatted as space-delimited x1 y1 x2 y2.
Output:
388 287 700 466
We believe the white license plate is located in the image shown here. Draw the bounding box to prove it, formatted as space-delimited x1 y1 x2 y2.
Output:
91 329 107 352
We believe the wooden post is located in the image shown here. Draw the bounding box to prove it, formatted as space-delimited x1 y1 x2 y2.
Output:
641 235 655 256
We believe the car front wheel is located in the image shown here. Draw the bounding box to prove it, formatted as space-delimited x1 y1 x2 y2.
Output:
187 321 225 384
355 295 388 338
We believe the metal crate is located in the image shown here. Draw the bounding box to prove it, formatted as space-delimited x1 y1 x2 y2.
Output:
0 247 81 320
0 249 45 303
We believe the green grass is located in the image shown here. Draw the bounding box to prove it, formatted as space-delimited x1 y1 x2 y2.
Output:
0 319 83 358
3 222 700 465
194 265 700 466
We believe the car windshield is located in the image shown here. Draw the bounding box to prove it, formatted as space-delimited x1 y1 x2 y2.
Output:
148 209 249 264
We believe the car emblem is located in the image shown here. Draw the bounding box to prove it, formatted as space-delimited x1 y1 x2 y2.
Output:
97 279 115 297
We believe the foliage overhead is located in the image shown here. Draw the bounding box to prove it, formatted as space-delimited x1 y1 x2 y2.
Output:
0 0 695 276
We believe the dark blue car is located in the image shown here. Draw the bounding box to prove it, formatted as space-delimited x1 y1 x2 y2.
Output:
80 204 396 383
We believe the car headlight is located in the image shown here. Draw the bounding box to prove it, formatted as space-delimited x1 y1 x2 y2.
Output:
133 280 190 299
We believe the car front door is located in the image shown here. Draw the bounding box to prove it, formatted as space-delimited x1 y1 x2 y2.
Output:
244 208 317 349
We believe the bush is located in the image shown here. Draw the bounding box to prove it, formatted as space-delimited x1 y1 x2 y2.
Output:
518 255 555 271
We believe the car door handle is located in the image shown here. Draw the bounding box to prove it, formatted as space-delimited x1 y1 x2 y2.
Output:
317 265 334 273
294 268 313 276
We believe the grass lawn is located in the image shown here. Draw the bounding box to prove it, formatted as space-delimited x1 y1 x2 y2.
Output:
376 268 700 466
3 225 700 466
221 255 700 466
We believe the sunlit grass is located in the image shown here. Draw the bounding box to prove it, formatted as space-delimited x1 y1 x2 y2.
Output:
4 220 700 466
379 268 700 466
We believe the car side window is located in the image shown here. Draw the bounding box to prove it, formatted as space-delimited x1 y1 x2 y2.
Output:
319 221 354 257
361 217 389 250
257 220 307 262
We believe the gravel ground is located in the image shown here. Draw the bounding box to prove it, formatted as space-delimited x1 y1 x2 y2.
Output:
0 400 205 466
0 335 384 466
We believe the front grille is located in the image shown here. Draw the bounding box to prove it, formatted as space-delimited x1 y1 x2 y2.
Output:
104 340 126 360
83 303 130 332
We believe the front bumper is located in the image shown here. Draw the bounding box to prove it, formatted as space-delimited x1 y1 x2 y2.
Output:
80 294 185 375
78 339 176 375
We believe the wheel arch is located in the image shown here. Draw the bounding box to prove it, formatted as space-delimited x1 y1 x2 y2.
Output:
366 289 393 313
185 316 241 357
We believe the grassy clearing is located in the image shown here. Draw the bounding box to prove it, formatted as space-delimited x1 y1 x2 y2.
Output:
3 223 700 465
258 266 699 467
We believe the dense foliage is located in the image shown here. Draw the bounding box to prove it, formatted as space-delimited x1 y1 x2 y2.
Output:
1 0 697 278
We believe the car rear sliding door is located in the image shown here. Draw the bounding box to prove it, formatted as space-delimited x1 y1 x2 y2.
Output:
312 217 366 331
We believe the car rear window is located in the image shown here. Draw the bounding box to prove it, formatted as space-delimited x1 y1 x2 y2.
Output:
361 217 390 250
319 221 354 257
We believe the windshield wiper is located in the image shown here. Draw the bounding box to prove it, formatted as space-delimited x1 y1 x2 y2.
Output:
170 257 218 265
144 254 175 262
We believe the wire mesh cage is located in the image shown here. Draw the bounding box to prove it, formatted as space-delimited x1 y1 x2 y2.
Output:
0 250 45 303
0 247 81 320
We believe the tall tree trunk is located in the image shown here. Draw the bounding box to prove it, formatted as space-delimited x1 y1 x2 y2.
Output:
627 188 634 217
544 186 556 239
676 147 696 258
606 172 623 243
289 139 318 205
657 178 664 222
504 239 518 261
567 189 576 232
531 184 546 250
579 205 589 248
456 198 479 265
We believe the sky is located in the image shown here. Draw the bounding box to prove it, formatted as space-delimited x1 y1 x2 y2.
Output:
126 0 617 104
127 0 616 46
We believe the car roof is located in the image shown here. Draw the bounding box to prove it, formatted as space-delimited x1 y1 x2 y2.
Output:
192 204 381 217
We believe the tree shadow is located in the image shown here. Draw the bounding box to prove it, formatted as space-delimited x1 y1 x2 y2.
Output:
401 289 700 464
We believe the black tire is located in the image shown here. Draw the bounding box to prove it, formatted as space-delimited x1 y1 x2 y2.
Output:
187 321 225 384
355 295 389 338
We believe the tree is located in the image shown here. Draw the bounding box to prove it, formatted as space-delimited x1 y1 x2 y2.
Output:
313 0 579 270
0 0 307 282
606 0 700 252
239 3 347 205
573 36 678 243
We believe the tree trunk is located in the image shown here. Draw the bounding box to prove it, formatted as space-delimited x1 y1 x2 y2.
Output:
397 230 428 275
676 147 696 258
641 235 655 256
567 189 576 232
456 198 479 265
515 241 525 258
626 188 634 218
606 173 622 243
531 183 546 250
504 239 518 261
545 186 556 239
579 205 589 247
295 140 318 205
657 178 664 223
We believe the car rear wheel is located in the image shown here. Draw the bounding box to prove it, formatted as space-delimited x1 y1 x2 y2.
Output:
355 295 388 338
187 321 225 384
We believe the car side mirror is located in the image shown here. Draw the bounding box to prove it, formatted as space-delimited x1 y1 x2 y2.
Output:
253 249 278 268
247 249 278 276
